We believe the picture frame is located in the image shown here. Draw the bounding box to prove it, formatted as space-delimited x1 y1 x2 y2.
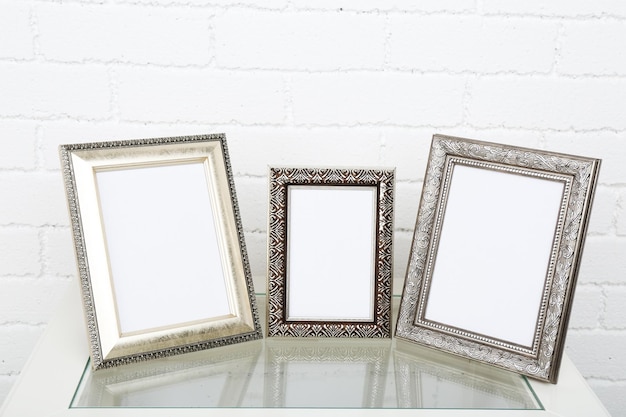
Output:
267 167 395 338
60 133 262 370
395 134 600 383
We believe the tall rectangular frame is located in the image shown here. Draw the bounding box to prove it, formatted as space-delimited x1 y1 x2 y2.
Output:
267 167 395 338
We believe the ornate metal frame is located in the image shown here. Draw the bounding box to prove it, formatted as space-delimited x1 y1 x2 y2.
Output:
267 167 395 338
396 135 600 383
60 134 262 370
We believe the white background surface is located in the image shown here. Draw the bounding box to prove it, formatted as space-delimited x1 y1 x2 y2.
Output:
424 164 565 347
96 163 230 334
0 1 625 415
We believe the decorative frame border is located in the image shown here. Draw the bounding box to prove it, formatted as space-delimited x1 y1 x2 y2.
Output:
60 134 262 369
395 134 600 383
267 167 395 338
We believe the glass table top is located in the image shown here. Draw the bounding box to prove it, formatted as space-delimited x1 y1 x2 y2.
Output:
71 297 542 410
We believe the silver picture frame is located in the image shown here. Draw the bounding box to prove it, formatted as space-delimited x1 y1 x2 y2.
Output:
395 134 600 383
60 134 262 370
267 167 395 338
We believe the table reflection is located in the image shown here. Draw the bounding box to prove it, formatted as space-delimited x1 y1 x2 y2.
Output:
394 340 541 409
72 340 262 407
264 339 391 408
71 297 541 410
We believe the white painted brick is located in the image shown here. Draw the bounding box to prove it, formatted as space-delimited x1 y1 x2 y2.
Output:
482 0 626 17
388 16 557 74
291 73 465 126
584 186 617 236
393 230 413 295
543 131 622 185
41 227 75 277
0 172 68 227
233 176 267 234
566 331 626 380
215 10 385 71
0 63 110 119
0 375 17 411
569 285 603 329
0 325 44 374
604 286 626 329
618 189 626 237
291 0 474 12
587 380 626 417
117 68 286 124
37 3 210 66
380 128 433 182
125 0 288 7
0 122 37 170
0 278 69 324
578 236 626 284
0 3 33 60
0 228 40 276
559 21 626 76
243 231 267 293
393 181 421 232
225 126 383 176
468 77 626 130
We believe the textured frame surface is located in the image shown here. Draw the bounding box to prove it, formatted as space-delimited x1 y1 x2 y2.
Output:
267 168 395 338
396 135 600 383
60 134 262 370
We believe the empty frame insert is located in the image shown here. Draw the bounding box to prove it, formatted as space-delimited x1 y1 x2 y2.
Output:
267 168 395 338
60 134 262 370
396 135 600 383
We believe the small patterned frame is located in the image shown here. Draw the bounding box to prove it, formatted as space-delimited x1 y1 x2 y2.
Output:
267 167 395 338
396 135 600 383
60 134 262 370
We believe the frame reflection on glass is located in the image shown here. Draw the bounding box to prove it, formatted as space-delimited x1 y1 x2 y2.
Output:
267 167 395 338
394 340 541 409
73 341 262 408
264 339 390 408
396 135 600 383
60 134 262 370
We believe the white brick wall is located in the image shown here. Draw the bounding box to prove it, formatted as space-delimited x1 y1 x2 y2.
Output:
387 16 558 73
0 1 624 415
36 4 212 66
215 10 387 70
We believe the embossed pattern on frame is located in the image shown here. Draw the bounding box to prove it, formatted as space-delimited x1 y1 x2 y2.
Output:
395 134 600 383
267 167 395 338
